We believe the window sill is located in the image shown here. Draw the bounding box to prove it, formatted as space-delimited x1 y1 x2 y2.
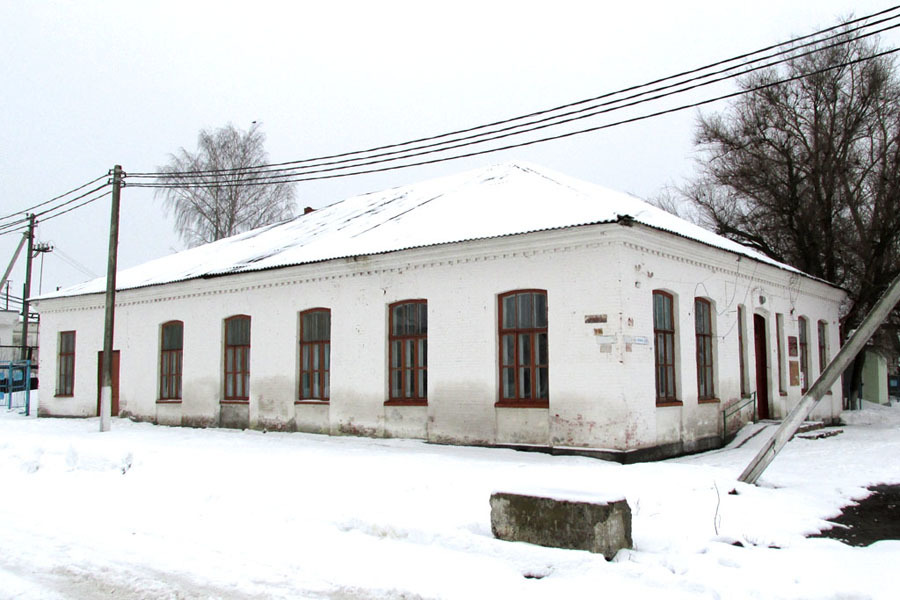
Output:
54 393 74 398
656 400 683 407
779 391 788 396
495 400 549 409
157 399 182 404
220 400 249 405
296 400 329 405
698 397 720 404
385 399 427 407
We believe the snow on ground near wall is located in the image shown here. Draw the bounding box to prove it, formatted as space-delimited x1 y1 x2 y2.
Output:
1 405 898 599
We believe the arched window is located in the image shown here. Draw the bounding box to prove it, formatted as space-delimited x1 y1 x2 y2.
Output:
299 309 331 401
798 316 810 393
159 321 183 401
653 291 677 403
817 320 829 374
224 315 251 401
388 300 427 403
695 298 715 400
737 305 749 397
498 290 548 404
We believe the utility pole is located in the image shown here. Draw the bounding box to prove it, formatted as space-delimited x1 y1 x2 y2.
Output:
100 165 122 433
739 270 900 484
20 214 35 362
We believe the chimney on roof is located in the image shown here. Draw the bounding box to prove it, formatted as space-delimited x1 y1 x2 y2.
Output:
304 206 314 215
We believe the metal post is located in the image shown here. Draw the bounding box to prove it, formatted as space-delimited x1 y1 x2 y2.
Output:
739 270 900 484
100 165 122 432
20 215 35 362
0 232 27 293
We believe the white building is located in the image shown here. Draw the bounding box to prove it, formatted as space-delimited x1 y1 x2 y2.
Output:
32 163 845 461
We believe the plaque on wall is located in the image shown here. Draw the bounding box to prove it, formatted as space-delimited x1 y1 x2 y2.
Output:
789 361 800 386
788 336 799 357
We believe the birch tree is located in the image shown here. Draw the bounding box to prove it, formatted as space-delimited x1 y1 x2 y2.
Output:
156 123 296 247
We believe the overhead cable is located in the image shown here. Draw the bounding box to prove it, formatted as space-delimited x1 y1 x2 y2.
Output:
127 47 900 188
128 5 900 181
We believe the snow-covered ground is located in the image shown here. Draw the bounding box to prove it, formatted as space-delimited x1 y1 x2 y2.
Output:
1 402 898 599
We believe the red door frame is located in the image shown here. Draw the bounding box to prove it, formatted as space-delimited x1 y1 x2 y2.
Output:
753 315 770 420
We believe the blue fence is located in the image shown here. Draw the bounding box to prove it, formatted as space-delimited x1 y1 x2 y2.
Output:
0 360 32 415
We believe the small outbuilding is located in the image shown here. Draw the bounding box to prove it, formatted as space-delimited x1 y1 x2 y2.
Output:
32 163 845 460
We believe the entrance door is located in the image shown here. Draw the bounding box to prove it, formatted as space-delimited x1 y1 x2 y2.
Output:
97 350 120 417
753 315 770 420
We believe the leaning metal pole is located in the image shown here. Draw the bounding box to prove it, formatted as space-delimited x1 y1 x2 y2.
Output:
739 270 900 484
100 166 122 433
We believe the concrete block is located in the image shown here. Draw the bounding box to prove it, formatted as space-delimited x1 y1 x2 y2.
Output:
490 492 632 560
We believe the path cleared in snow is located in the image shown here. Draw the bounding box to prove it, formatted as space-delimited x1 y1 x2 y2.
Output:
1 403 898 599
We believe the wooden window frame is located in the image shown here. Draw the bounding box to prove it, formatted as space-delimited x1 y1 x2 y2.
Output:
56 330 76 397
776 313 786 395
817 320 828 374
223 315 251 402
653 291 679 405
299 308 331 403
497 290 549 408
738 305 748 397
159 320 184 402
387 300 427 406
695 298 716 402
798 316 810 393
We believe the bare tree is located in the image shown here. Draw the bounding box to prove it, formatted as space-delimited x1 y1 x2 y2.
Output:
156 123 296 247
681 29 900 406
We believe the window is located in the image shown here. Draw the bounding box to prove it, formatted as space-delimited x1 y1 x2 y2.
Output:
224 315 250 401
695 298 715 400
389 301 427 403
817 320 828 374
776 313 786 394
499 290 548 404
159 321 183 401
798 316 810 392
653 291 677 403
300 309 330 401
737 305 748 396
56 330 75 396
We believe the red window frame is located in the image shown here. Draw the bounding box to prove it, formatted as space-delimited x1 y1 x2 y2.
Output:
56 330 76 397
776 313 786 394
299 308 331 402
798 316 810 393
388 300 427 405
224 315 250 402
817 320 828 373
159 321 183 401
695 298 715 401
498 290 548 406
738 305 748 397
653 291 677 404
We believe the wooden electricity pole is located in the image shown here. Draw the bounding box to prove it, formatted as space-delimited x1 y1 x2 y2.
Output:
99 165 122 432
739 270 900 484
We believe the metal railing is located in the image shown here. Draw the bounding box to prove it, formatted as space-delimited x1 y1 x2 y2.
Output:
722 392 757 441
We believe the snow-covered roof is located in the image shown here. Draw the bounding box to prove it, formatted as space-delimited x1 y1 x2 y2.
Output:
38 162 806 299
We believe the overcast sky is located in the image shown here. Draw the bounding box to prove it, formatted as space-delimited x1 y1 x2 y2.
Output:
2 0 899 297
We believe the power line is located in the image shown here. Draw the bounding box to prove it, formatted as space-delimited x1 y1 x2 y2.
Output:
0 173 108 223
39 189 113 223
0 217 31 236
128 46 900 189
137 21 900 189
33 183 110 218
129 5 900 181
